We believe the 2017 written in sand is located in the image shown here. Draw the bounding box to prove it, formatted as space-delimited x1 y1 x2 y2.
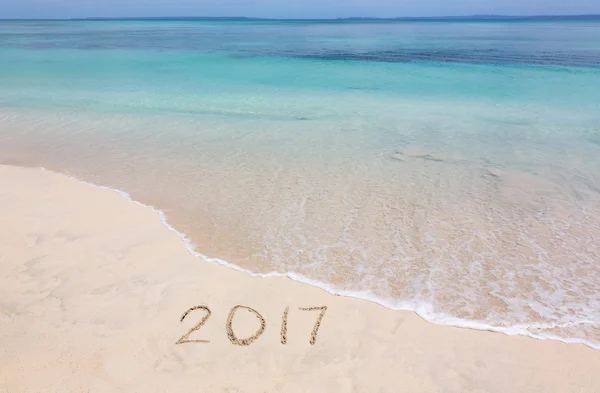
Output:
176 305 328 346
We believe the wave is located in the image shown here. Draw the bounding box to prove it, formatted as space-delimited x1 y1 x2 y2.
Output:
5 164 595 350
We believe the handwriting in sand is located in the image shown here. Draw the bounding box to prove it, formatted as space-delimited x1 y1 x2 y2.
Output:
176 305 328 346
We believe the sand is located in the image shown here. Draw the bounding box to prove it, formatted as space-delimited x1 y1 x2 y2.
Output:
0 165 599 393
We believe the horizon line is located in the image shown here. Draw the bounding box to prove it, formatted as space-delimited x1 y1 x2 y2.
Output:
2 14 600 21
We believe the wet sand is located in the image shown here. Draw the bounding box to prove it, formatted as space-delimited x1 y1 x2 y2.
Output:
1 165 599 393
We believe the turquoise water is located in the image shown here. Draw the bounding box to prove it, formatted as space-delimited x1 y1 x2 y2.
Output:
1 20 600 347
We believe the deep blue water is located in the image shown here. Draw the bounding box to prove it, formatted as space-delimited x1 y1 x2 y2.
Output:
1 20 600 66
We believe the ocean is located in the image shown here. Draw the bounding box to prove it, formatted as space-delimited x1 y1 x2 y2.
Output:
1 19 599 347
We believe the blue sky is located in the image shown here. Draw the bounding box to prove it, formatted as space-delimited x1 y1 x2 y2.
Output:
1 0 599 19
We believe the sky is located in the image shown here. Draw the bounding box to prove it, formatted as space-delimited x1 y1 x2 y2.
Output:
0 0 599 19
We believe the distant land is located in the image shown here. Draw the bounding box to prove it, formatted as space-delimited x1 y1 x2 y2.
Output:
2 14 600 22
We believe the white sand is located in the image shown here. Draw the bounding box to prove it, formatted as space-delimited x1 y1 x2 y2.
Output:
1 165 599 393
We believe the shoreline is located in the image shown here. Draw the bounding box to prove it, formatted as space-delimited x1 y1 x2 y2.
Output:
14 164 600 351
1 165 600 392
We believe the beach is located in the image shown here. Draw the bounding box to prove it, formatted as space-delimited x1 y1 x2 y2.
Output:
1 164 599 393
2 19 600 391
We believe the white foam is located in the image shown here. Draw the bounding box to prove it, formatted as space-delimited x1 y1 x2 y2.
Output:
6 164 598 351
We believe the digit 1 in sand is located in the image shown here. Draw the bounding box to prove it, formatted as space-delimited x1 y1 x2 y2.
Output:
280 307 289 345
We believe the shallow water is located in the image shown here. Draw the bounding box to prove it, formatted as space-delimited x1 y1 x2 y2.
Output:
1 19 600 347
